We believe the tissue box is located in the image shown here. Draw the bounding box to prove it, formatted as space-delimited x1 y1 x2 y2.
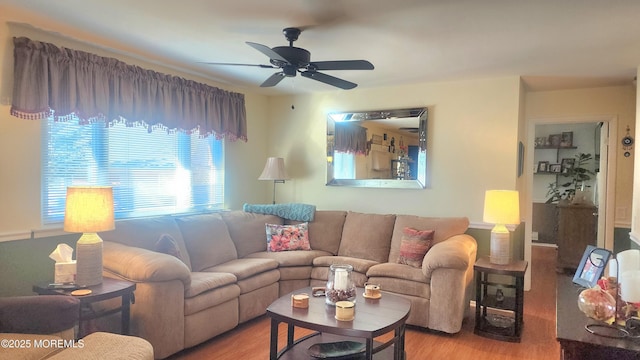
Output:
54 261 77 283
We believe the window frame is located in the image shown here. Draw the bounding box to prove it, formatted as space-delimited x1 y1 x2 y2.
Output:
41 117 225 224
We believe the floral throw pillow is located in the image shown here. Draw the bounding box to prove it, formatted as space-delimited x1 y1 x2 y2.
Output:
266 223 311 252
397 227 435 268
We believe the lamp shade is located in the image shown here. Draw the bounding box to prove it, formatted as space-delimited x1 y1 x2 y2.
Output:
483 190 520 225
64 186 115 233
258 157 290 181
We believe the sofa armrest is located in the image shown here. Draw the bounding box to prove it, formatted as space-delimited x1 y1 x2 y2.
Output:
421 234 477 281
0 295 79 334
103 241 191 288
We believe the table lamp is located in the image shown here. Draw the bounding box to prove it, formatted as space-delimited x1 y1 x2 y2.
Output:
483 190 520 265
64 186 115 286
258 157 290 204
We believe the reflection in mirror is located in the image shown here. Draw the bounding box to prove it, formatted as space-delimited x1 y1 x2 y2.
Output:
326 108 428 189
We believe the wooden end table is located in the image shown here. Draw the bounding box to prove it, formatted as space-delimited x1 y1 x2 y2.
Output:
474 257 528 342
556 275 640 359
267 287 411 360
33 277 136 337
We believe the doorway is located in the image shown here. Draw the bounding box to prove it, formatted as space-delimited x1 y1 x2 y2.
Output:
524 115 617 290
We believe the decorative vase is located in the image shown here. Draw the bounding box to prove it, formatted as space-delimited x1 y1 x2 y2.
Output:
326 264 356 305
578 287 616 322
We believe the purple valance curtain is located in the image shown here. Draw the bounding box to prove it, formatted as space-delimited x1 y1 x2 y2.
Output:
10 37 247 141
334 122 367 155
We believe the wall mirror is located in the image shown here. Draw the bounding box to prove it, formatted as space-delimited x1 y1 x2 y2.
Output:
326 107 428 189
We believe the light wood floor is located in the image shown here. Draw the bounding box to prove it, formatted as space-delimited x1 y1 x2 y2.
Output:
169 246 560 360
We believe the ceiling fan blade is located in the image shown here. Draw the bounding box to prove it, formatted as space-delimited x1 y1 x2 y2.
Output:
246 42 289 63
200 62 276 68
261 72 286 87
300 71 357 90
309 60 374 71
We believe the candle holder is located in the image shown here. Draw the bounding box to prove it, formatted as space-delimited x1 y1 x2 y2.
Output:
326 264 356 305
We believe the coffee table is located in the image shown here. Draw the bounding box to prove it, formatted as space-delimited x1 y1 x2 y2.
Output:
267 287 411 360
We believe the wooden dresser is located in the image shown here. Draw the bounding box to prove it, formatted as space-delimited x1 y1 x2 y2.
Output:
557 203 597 272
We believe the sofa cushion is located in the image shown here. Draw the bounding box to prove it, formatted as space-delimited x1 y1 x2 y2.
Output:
185 272 238 298
338 212 395 263
246 250 333 267
236 269 281 294
99 216 192 270
278 266 313 280
367 262 428 283
312 255 379 274
397 228 435 268
286 211 347 255
204 258 279 281
221 211 283 258
389 216 469 263
266 222 311 252
176 213 238 271
366 275 431 299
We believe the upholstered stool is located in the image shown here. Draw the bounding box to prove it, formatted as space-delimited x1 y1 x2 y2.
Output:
47 332 153 360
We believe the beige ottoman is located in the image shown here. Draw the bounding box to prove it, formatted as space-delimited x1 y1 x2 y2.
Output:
47 332 153 360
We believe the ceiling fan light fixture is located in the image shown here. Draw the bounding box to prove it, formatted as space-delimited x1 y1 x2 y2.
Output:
206 27 374 89
283 66 297 77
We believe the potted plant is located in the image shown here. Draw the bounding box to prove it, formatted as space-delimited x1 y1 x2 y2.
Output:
546 153 595 204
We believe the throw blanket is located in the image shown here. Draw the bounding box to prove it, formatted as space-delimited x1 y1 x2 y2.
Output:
243 203 316 222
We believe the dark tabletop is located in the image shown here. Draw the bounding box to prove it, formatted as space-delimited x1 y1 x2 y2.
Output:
267 287 411 339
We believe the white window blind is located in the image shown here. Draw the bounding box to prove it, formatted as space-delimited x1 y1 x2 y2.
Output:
42 116 224 224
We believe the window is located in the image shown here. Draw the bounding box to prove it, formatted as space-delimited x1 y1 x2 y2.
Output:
42 116 224 224
333 151 356 179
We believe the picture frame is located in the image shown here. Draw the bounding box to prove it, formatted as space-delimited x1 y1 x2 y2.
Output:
561 131 574 148
371 134 383 145
548 134 562 147
549 164 562 173
572 245 612 288
537 161 549 173
561 158 575 173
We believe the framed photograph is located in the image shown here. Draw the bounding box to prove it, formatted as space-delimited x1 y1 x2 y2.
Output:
371 134 383 145
549 164 562 173
537 161 549 173
561 131 574 148
561 158 575 173
548 134 562 147
573 245 612 288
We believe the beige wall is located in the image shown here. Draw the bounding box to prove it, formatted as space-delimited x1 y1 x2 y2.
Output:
0 11 270 236
265 77 522 223
526 85 637 228
2 6 636 241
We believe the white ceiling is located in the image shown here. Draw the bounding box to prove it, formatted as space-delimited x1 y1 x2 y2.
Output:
2 0 640 95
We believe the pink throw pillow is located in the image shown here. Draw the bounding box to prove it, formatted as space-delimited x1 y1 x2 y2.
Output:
397 227 435 268
266 223 311 252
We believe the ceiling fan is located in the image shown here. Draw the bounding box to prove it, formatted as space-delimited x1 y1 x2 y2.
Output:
204 27 374 90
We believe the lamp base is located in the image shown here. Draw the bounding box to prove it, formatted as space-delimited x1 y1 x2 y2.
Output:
76 233 103 287
490 227 511 265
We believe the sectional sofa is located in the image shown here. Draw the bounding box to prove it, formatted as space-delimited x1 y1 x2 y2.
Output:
99 210 477 359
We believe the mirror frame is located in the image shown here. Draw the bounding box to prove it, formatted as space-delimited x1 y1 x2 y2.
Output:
326 107 428 189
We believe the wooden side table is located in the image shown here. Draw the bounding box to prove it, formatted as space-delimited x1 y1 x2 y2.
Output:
33 277 136 337
474 257 528 342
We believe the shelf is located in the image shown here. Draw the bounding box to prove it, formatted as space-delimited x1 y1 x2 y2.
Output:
481 295 516 311
474 316 520 343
